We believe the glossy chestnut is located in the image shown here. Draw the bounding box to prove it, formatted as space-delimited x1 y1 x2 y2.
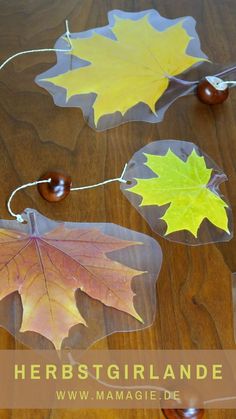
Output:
162 386 204 419
162 408 204 418
37 171 72 202
197 79 229 105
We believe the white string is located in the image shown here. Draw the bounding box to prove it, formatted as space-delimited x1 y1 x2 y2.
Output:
7 179 51 223
205 76 236 91
7 164 128 223
204 395 236 405
220 81 236 86
67 353 172 403
70 163 128 191
68 353 236 407
0 20 72 71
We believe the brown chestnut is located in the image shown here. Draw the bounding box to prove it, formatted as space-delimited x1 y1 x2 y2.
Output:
197 78 229 105
37 171 72 202
161 386 204 418
162 408 204 418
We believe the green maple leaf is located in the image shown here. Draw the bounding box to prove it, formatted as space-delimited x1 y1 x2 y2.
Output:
128 149 229 237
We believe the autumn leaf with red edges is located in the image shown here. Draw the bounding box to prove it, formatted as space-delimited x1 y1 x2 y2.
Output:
0 220 144 349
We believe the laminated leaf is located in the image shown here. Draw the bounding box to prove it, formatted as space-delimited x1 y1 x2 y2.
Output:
130 149 228 236
121 140 233 245
36 9 208 130
0 209 162 349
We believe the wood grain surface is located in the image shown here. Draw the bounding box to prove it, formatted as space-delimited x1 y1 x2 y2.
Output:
0 0 236 417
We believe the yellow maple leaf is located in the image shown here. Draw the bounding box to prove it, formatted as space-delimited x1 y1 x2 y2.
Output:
43 14 206 125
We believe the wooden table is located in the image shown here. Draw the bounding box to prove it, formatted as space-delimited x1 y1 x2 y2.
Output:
0 0 236 417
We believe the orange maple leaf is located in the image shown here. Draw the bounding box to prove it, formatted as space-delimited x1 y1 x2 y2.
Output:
0 221 144 349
